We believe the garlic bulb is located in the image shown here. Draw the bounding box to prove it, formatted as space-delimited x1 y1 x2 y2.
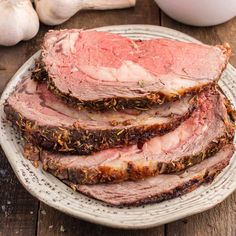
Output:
34 0 136 26
0 0 39 46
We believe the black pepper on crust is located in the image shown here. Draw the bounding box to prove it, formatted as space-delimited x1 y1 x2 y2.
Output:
40 132 234 185
31 60 224 112
4 97 197 155
33 88 236 185
65 144 234 206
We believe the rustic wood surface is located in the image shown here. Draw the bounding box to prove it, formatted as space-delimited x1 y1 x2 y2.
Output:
0 0 235 235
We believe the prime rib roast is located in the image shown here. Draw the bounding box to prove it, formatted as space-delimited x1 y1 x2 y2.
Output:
39 89 235 184
4 78 197 155
76 145 234 206
4 29 235 206
33 29 231 111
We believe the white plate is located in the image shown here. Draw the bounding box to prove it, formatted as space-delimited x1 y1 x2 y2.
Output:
0 25 236 229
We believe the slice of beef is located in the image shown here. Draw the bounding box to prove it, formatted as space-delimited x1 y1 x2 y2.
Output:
40 89 235 184
35 29 231 110
4 78 196 154
75 144 235 206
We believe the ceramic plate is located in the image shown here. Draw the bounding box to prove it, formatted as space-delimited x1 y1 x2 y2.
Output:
0 25 236 229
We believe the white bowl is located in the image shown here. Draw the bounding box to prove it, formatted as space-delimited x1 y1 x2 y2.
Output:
155 0 236 26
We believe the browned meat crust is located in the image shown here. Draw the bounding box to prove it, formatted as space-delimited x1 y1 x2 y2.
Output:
4 76 199 155
33 41 231 112
4 98 195 155
74 144 234 206
32 60 225 111
41 132 234 184
37 88 235 185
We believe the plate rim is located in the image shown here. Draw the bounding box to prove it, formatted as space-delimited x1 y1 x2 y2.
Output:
0 24 236 229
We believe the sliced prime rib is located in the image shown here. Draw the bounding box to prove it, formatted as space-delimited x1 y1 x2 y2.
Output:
40 89 235 184
4 78 197 154
75 144 235 206
34 29 231 110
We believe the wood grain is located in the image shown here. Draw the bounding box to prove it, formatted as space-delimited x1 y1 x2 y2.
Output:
56 0 160 29
165 195 236 236
161 12 236 236
0 149 39 236
37 203 164 236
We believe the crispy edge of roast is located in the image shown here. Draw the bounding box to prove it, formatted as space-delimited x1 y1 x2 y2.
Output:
70 144 235 206
32 44 231 111
41 131 234 184
3 96 196 155
38 89 236 184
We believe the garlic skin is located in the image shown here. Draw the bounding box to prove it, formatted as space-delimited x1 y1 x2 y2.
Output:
34 0 136 26
0 0 39 46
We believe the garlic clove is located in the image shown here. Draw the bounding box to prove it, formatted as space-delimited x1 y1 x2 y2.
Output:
34 0 136 26
81 0 136 10
0 0 39 46
34 0 81 26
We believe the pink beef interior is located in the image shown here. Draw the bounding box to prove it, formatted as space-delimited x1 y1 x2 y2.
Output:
7 78 193 129
41 88 233 183
42 30 229 101
77 144 234 206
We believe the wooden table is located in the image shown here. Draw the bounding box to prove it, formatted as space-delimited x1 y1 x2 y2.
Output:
0 1 235 235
